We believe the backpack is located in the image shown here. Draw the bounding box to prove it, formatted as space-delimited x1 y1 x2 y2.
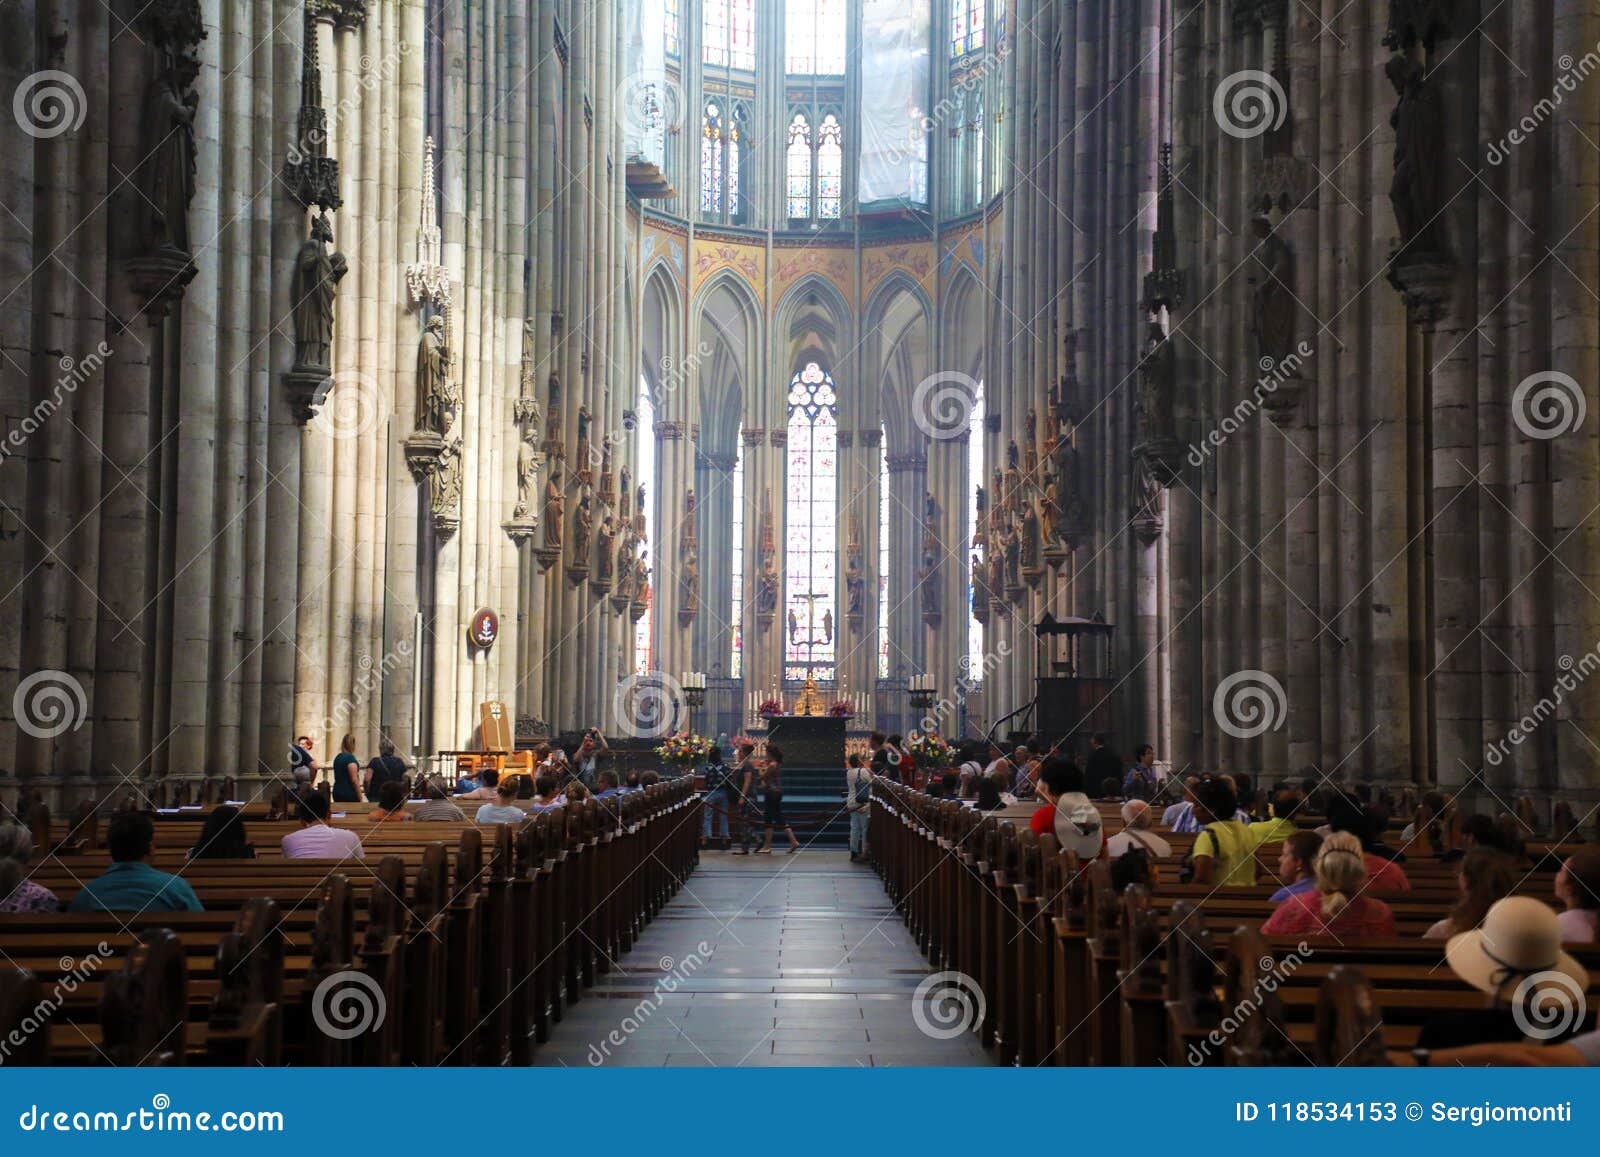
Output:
853 771 871 806
1179 821 1226 884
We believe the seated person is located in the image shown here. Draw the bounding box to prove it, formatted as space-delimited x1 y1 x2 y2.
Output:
1098 777 1123 802
973 778 1006 812
1327 792 1411 890
70 812 203 913
0 822 61 913
369 780 412 822
1104 800 1172 859
414 778 467 821
594 770 623 800
1419 896 1590 1050
1260 832 1395 937
189 805 254 859
475 782 529 824
1268 830 1322 902
455 768 500 801
1161 776 1202 832
1029 759 1102 861
1424 849 1518 939
282 791 366 859
1418 1028 1600 1066
1249 788 1303 846
530 772 567 811
1555 848 1600 943
1188 776 1257 886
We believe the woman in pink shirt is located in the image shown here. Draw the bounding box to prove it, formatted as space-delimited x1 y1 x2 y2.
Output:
1262 832 1396 939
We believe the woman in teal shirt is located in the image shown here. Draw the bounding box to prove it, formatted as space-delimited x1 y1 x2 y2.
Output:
331 733 362 803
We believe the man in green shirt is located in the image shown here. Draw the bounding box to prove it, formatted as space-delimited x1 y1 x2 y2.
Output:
1249 787 1304 847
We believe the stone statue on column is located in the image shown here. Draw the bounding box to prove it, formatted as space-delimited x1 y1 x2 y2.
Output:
1249 209 1298 372
1022 500 1042 573
1386 39 1448 262
291 212 346 374
515 423 539 519
542 470 564 551
756 490 778 626
575 405 593 480
416 314 456 435
127 1 205 315
593 515 617 593
680 550 701 626
918 492 941 624
431 438 463 535
845 516 865 628
573 492 594 568
544 375 564 456
971 550 991 624
138 47 199 261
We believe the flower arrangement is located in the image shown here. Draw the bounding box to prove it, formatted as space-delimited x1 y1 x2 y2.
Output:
827 698 854 718
757 697 784 719
655 732 714 767
905 731 955 770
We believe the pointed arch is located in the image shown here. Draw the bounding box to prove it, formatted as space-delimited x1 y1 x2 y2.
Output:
863 273 934 454
691 269 763 435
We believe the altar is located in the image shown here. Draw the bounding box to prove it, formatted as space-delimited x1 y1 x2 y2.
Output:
764 714 847 767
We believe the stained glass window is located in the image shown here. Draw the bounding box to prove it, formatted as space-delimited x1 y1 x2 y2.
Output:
786 114 812 219
967 383 985 681
785 364 838 683
787 0 847 74
969 86 984 207
728 106 745 220
731 432 745 679
700 102 722 215
878 431 889 680
951 0 985 58
817 114 843 219
665 0 681 57
706 0 756 69
635 375 656 676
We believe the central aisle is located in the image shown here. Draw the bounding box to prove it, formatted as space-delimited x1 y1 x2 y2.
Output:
532 852 992 1067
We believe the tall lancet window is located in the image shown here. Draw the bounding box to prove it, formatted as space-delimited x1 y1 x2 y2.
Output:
951 0 985 57
787 0 848 74
784 363 839 683
731 433 746 679
786 114 812 220
967 383 985 680
635 375 657 675
878 430 889 680
705 0 756 70
817 115 844 219
701 103 724 215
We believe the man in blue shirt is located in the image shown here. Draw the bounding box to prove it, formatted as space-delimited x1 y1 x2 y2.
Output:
70 812 203 914
594 769 623 800
1268 830 1322 903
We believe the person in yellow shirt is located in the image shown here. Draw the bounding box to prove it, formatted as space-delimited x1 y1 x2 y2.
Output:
1189 776 1257 887
1248 787 1303 847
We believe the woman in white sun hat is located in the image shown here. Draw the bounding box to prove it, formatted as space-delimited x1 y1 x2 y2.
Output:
1415 895 1592 1053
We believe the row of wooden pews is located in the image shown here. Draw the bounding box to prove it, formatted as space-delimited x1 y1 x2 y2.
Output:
0 781 700 1065
868 780 1599 1065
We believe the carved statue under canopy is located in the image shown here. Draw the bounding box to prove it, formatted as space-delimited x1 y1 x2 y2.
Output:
290 213 346 371
432 439 463 526
516 423 538 517
545 375 564 449
416 314 456 435
576 404 593 468
596 516 617 583
1386 42 1448 260
139 48 199 258
1022 500 1041 570
1249 210 1297 370
570 492 594 570
543 471 564 550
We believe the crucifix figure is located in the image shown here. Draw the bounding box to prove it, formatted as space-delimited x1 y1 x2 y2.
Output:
790 591 831 649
